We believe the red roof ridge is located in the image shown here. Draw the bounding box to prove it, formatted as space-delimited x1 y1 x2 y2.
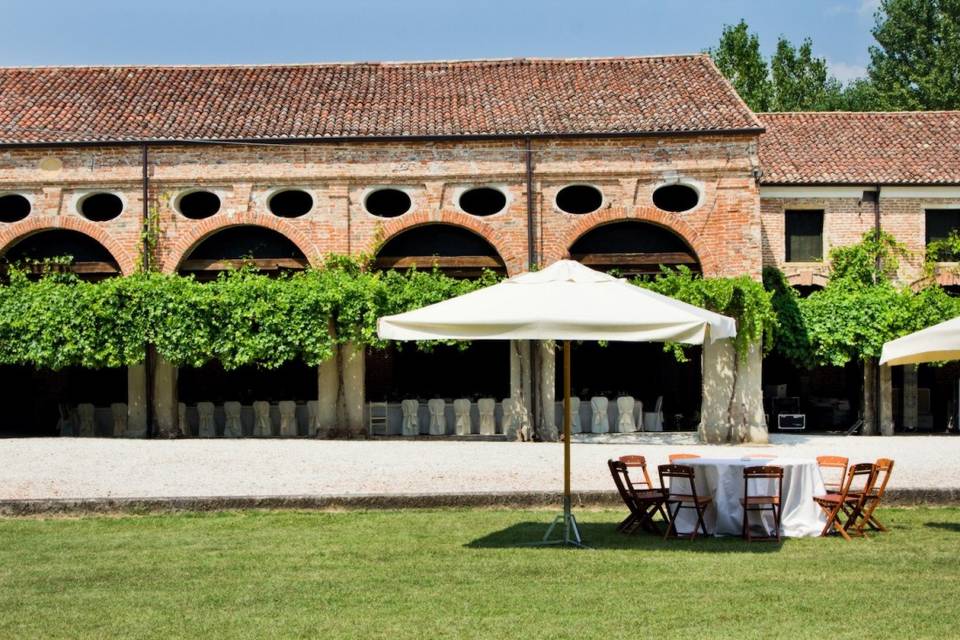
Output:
0 53 708 72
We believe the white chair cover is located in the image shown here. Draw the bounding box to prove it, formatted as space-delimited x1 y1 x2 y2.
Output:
401 399 420 436
78 403 96 437
223 401 242 438
253 401 272 437
590 396 609 434
453 399 472 436
279 401 297 437
177 402 189 437
569 397 582 433
643 395 664 432
428 399 447 435
198 402 216 437
307 400 323 437
111 403 127 437
616 396 636 433
477 398 496 435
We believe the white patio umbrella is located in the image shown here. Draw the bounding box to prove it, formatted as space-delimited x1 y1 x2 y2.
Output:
880 315 960 366
377 260 736 546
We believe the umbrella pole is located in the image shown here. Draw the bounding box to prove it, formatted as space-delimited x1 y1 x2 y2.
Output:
532 340 586 548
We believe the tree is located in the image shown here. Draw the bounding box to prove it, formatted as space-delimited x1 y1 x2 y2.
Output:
770 37 847 111
868 0 960 110
707 20 773 112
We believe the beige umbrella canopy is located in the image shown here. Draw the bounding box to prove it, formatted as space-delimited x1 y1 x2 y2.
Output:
880 316 960 366
377 260 736 546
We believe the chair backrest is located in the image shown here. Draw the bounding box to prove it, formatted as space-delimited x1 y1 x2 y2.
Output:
658 464 698 498
654 395 663 414
743 465 784 500
618 455 654 490
608 459 632 505
872 458 894 497
839 462 877 503
816 455 849 487
669 453 700 464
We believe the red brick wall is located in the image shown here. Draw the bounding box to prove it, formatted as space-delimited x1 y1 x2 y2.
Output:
0 134 763 280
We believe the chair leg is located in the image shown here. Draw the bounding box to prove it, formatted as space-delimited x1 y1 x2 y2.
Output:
774 503 782 543
741 506 748 541
868 514 888 532
693 504 709 540
663 502 679 540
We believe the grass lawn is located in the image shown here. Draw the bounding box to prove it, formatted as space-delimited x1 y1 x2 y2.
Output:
1 507 958 639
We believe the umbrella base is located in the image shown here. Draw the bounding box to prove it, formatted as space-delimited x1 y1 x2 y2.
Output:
526 509 590 549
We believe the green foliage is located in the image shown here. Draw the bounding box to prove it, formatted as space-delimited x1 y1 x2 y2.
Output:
925 230 960 264
765 231 960 369
636 266 777 360
827 229 906 286
707 20 772 112
769 37 846 111
0 259 497 371
868 0 960 110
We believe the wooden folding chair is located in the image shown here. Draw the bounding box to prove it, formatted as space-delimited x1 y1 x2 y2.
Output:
816 455 849 494
608 457 668 535
813 462 876 541
852 458 894 534
668 453 700 464
658 464 712 540
740 465 784 542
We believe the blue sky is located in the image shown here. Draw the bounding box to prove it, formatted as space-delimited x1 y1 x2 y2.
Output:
2 0 880 82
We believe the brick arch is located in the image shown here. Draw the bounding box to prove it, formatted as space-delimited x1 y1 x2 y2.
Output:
555 206 718 276
0 216 137 275
369 211 515 270
785 271 829 288
161 214 320 273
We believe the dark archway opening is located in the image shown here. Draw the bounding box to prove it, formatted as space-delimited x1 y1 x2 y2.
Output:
559 342 702 431
375 224 506 278
569 220 700 277
3 229 120 280
0 365 126 436
178 225 308 280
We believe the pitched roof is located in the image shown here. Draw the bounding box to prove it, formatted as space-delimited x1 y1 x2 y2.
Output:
0 55 762 145
759 111 960 185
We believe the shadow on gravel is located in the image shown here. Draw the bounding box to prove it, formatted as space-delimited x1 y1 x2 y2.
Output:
465 521 783 553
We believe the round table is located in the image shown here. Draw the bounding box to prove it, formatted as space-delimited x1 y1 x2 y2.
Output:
670 457 827 538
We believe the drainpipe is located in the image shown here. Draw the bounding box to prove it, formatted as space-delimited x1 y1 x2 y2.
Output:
524 137 540 438
142 145 154 438
873 184 882 435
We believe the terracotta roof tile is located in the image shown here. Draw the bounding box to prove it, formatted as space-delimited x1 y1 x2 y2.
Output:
0 56 761 145
759 112 960 185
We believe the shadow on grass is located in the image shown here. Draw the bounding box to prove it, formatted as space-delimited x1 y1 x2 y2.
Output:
924 522 960 533
465 521 783 553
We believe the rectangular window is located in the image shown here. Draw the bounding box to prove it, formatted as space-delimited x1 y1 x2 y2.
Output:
785 210 824 262
925 209 960 245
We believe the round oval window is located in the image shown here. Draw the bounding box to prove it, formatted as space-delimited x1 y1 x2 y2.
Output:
459 187 506 216
0 194 31 223
177 190 221 220
365 189 411 218
556 185 602 215
652 184 699 213
79 193 124 222
269 189 313 218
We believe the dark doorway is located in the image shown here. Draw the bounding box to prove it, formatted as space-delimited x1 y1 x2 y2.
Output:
569 221 700 276
375 224 506 277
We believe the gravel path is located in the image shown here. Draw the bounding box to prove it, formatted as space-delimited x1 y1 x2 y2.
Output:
0 434 956 500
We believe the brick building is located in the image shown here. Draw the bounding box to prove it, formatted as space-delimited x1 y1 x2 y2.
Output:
0 55 957 438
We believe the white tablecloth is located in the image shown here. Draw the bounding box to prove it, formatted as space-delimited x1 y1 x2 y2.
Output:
670 457 827 538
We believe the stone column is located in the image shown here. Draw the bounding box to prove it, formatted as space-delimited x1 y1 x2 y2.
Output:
699 336 767 444
341 342 366 437
152 354 178 438
536 340 558 441
880 363 894 436
509 340 532 440
862 359 877 435
902 364 919 431
317 342 366 437
126 363 148 438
